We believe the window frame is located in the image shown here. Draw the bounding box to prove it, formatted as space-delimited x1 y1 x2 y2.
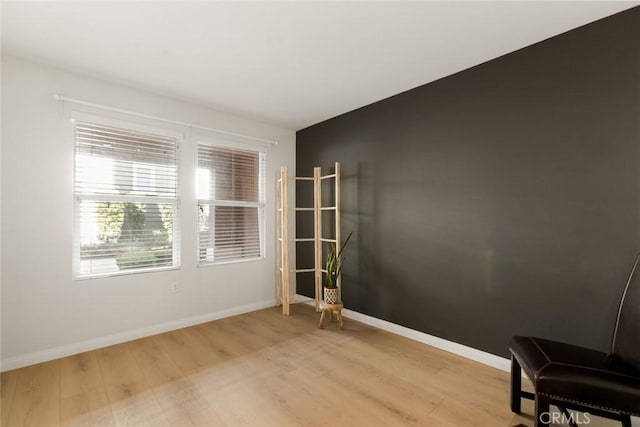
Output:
71 113 182 279
196 140 266 267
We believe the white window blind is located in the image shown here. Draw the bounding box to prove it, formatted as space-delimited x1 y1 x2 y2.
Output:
197 144 265 264
73 121 179 277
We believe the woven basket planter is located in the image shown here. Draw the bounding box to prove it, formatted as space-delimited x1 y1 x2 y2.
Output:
323 287 339 304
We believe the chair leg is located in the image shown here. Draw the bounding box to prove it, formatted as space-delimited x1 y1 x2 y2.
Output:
510 355 522 414
558 406 578 427
621 414 631 427
534 394 550 427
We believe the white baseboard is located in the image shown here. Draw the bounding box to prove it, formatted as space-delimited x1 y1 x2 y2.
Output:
1 298 276 372
341 307 512 372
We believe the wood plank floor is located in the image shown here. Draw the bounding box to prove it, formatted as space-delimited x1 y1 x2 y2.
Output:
0 303 619 426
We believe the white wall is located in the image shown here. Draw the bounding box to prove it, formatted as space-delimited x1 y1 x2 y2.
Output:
0 55 296 370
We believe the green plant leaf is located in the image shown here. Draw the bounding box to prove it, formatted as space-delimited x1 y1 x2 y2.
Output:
324 232 353 288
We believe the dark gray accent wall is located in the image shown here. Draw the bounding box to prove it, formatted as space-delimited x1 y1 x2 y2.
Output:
296 7 640 358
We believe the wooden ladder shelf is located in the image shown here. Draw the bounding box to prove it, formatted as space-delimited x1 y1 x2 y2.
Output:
276 162 341 315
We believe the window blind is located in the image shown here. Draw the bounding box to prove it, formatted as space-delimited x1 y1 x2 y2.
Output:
197 144 265 263
74 121 179 277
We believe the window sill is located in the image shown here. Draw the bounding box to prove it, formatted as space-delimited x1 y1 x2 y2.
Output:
73 265 181 281
198 257 265 268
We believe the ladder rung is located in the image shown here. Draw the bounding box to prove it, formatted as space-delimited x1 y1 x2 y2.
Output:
320 269 327 273
277 178 282 183
320 206 337 211
293 207 314 211
277 208 283 212
294 238 314 242
320 174 336 180
295 177 314 181
321 238 336 243
277 238 283 241
278 267 283 272
292 268 315 273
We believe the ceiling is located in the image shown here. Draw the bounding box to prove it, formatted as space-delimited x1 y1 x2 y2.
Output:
3 1 638 130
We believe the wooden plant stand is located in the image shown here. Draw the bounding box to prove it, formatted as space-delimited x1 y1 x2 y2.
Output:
318 302 344 329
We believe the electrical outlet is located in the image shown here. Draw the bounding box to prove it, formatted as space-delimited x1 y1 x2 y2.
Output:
170 282 180 293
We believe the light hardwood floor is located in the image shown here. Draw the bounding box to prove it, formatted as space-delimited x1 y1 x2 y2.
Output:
0 303 618 426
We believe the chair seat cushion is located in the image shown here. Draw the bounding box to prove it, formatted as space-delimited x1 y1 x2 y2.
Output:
510 336 640 415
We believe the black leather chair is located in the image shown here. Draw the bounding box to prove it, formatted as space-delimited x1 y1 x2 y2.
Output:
510 254 640 427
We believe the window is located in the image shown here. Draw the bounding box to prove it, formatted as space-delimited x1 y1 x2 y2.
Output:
73 121 179 277
197 144 265 264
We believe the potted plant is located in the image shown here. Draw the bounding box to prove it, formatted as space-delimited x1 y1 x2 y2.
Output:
324 232 353 304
